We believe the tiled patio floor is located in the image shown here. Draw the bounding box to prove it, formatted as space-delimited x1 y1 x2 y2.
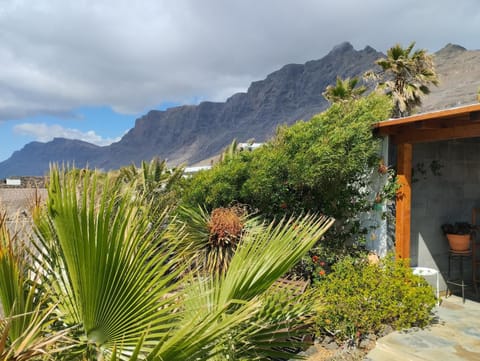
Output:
366 295 480 360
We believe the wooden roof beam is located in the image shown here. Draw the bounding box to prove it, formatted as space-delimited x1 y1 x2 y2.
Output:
392 122 480 144
373 104 480 136
470 111 480 121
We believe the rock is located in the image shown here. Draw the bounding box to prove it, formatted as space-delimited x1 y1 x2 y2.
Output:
379 324 394 337
321 336 334 346
325 340 339 350
359 334 376 349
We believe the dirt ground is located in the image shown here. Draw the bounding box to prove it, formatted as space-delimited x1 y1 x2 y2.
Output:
300 338 376 361
0 188 47 218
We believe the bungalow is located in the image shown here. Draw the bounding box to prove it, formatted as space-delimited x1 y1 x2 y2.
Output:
373 103 480 292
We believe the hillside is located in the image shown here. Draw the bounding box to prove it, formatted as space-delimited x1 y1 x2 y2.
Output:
0 42 479 177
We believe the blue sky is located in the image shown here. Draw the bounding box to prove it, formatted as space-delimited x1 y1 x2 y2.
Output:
0 0 478 162
0 107 134 161
0 104 178 161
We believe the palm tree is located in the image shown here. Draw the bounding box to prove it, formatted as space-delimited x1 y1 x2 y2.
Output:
173 205 256 275
0 166 334 360
366 42 438 118
219 139 240 163
323 76 367 103
117 157 184 205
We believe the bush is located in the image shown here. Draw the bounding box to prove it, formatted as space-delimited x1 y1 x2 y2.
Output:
182 151 253 209
182 94 393 253
314 255 436 340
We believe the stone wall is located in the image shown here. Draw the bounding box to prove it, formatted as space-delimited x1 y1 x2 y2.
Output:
410 138 480 291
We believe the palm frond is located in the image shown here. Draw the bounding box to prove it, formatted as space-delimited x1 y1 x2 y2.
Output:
159 212 333 360
36 166 188 358
219 214 334 303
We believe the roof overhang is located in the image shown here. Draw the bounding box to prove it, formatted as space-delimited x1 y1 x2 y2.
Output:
373 103 480 144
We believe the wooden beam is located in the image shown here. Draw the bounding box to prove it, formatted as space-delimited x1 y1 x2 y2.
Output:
392 122 480 144
396 143 412 260
470 111 480 121
374 103 480 133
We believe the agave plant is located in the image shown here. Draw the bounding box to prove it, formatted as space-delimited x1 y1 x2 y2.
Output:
0 165 334 360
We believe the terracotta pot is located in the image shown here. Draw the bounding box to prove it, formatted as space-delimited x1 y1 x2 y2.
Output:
446 234 470 251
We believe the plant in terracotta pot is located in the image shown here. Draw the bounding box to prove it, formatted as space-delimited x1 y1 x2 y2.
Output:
441 222 473 252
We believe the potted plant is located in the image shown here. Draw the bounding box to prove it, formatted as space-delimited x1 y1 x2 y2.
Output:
441 222 472 251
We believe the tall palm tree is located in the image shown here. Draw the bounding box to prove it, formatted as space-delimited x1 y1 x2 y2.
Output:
0 166 334 360
323 76 366 103
366 42 438 118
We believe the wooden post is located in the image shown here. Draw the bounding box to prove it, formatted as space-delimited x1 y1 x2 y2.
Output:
396 143 412 260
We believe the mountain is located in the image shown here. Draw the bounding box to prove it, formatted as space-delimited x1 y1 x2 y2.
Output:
1 42 479 177
0 138 101 177
95 42 382 169
422 43 480 110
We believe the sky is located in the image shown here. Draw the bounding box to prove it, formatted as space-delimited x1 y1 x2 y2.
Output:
0 0 478 161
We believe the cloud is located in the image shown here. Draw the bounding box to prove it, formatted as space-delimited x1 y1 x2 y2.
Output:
0 0 478 121
13 123 121 146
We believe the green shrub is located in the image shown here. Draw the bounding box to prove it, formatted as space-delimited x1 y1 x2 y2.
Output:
314 255 436 340
183 94 393 259
182 151 253 209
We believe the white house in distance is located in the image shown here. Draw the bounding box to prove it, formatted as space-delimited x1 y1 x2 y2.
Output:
5 178 21 186
238 143 263 151
184 165 213 174
184 142 264 175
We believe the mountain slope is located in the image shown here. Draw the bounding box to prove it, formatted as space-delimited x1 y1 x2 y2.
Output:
422 43 480 110
95 42 382 168
1 42 479 177
0 138 101 177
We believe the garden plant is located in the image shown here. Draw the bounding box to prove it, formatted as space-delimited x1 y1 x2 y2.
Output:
0 166 334 360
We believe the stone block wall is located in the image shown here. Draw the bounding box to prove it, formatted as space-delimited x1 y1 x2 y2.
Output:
411 138 480 291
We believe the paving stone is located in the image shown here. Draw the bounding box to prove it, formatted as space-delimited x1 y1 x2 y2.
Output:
367 296 480 360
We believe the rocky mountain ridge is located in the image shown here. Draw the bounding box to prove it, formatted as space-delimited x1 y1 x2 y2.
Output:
0 42 478 177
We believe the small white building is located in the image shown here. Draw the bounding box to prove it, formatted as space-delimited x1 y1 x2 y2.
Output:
184 165 212 174
238 143 263 151
6 178 21 186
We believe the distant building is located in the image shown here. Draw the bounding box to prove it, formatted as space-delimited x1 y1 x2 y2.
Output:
6 178 21 186
238 142 263 151
0 176 47 188
184 165 212 174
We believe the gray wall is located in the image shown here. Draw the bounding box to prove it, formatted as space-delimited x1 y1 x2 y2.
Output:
411 138 480 291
